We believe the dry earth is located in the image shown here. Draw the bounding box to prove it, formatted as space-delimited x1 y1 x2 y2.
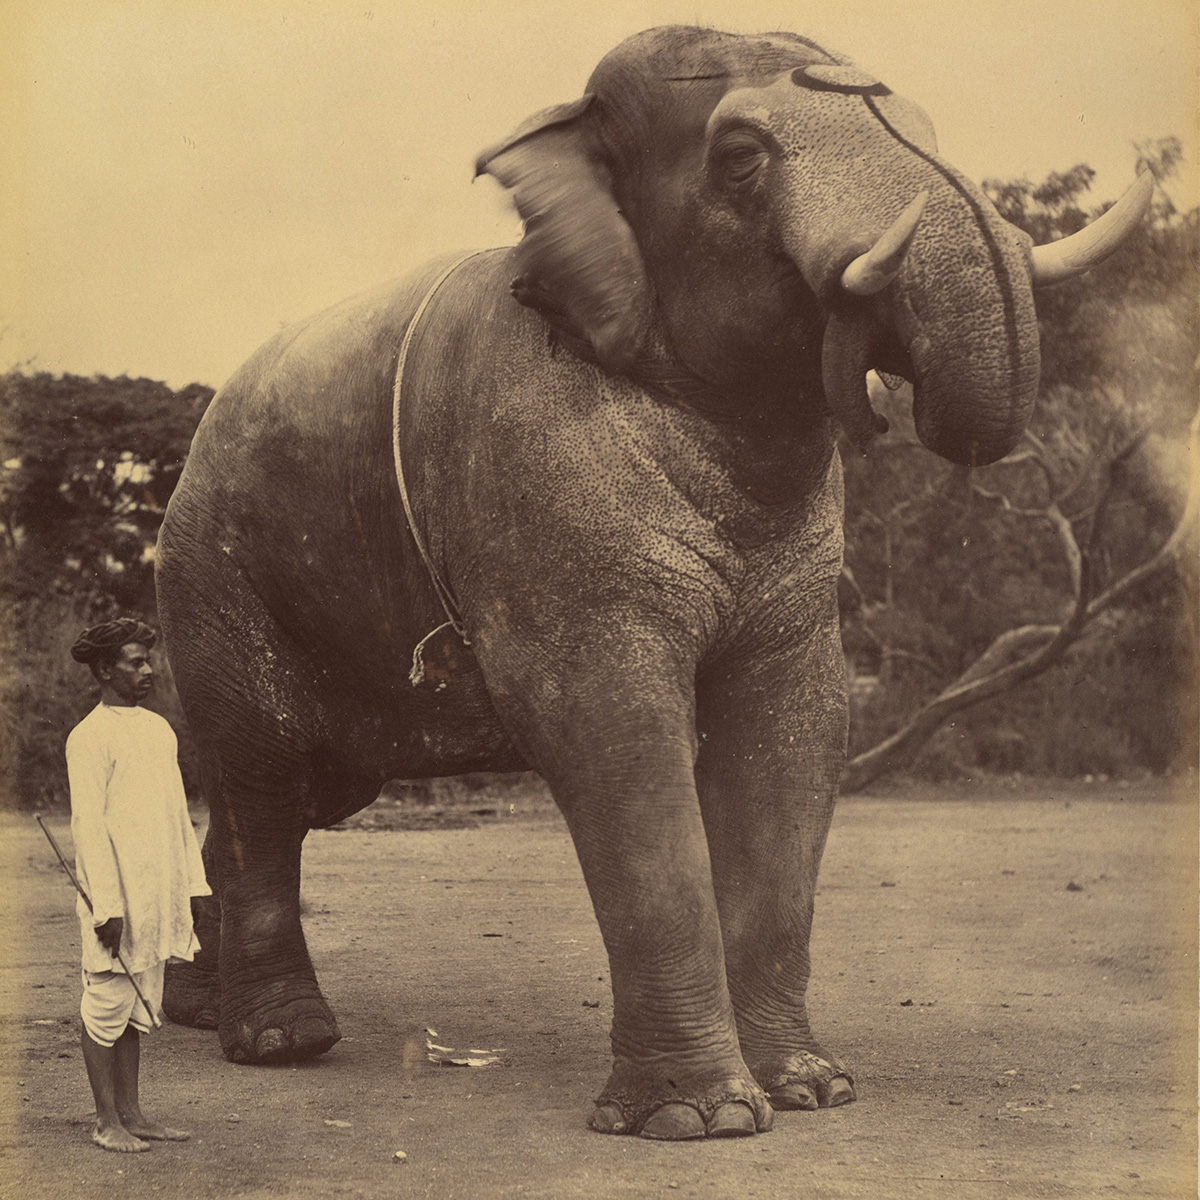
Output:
2 777 1196 1199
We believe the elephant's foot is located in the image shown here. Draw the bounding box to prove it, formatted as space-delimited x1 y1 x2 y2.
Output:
162 959 220 1030
219 994 341 1064
746 1048 856 1111
588 1060 773 1140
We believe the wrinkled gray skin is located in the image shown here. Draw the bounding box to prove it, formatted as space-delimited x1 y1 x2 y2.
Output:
159 28 1048 1139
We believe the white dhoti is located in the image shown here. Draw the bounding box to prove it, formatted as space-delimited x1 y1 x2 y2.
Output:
79 962 165 1045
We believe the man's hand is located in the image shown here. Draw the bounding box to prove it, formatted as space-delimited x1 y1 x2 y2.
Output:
190 897 204 926
96 916 123 955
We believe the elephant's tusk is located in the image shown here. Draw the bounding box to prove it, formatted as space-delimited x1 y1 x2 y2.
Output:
840 192 929 296
1028 172 1155 287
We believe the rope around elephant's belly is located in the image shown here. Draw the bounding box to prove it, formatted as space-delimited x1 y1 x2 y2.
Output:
392 250 486 685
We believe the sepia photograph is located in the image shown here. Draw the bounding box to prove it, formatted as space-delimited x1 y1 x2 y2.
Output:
2 1 1197 1196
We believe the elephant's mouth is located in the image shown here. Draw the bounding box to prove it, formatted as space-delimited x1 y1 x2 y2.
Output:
870 332 915 394
820 304 916 444
822 296 1038 468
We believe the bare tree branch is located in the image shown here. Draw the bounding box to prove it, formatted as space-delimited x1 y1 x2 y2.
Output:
970 479 1084 601
882 647 942 675
841 410 1198 794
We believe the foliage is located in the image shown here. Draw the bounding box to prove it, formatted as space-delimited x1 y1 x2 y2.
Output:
982 138 1198 413
1 372 213 609
0 373 213 806
841 142 1198 786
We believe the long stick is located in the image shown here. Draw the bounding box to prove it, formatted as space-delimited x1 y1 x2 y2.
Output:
35 814 163 1029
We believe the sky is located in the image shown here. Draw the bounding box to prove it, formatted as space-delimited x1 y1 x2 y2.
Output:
2 0 1197 390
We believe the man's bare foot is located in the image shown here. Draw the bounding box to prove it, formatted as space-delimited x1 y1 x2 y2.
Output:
92 1123 150 1153
123 1120 190 1141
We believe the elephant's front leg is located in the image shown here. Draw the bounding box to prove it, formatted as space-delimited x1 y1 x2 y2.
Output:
696 614 856 1112
482 633 773 1140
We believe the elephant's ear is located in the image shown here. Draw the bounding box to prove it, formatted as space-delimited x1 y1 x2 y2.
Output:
476 96 652 373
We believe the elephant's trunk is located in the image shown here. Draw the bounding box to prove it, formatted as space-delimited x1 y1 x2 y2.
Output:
816 179 1041 468
895 199 1041 466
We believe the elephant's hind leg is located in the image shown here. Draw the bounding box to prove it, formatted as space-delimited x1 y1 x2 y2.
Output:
215 813 340 1065
160 576 344 1064
163 819 222 1030
211 756 390 1062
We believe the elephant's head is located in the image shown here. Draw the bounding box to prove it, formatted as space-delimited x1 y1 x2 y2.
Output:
478 26 1151 466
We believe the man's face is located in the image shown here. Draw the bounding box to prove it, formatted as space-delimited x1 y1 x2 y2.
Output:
100 642 154 704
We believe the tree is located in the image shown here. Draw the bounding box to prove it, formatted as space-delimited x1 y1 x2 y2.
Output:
0 372 213 806
1 372 212 610
841 401 1197 791
983 139 1197 411
839 146 1198 789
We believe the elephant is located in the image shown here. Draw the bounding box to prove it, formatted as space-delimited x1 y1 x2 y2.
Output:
156 25 1151 1140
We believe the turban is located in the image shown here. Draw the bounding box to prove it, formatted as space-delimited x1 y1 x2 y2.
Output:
70 618 157 664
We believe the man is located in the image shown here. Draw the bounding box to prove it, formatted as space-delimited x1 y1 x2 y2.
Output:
66 617 210 1152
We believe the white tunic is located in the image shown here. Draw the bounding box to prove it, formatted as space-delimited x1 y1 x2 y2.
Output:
66 703 211 975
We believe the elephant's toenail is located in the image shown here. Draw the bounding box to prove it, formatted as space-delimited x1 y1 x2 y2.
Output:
706 1102 758 1137
588 1103 626 1134
768 1082 818 1111
254 1028 288 1058
292 1017 339 1055
823 1076 856 1107
641 1103 706 1141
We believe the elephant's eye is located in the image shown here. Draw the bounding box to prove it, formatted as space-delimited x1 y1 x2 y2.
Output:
710 132 769 187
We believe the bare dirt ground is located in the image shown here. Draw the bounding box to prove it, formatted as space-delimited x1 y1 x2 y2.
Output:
2 777 1196 1200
